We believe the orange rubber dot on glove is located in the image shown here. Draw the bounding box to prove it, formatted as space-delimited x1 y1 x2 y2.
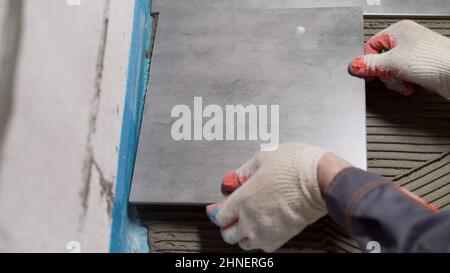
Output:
222 171 243 194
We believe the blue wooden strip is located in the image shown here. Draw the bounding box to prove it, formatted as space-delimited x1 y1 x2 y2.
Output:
109 0 152 253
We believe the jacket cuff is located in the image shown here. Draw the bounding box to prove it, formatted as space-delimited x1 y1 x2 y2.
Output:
324 167 390 236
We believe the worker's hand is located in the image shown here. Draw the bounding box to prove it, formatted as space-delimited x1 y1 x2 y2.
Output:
349 20 450 98
206 143 352 252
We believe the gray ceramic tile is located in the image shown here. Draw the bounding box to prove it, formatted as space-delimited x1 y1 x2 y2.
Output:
156 0 450 16
155 0 361 13
130 7 366 205
363 0 450 16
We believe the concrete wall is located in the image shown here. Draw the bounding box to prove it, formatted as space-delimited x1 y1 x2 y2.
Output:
0 0 135 252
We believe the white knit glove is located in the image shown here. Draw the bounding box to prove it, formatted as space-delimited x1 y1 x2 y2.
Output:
206 143 328 252
349 20 450 99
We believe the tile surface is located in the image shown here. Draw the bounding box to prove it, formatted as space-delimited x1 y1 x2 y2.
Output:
156 0 450 16
130 7 366 205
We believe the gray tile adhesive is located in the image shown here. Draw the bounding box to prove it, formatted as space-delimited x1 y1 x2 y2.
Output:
130 7 367 206
145 18 450 253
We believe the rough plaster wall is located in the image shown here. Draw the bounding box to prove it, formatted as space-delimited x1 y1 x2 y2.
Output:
0 0 134 252
79 0 135 252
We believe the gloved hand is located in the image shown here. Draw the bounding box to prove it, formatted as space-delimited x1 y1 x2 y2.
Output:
206 143 350 252
349 20 450 98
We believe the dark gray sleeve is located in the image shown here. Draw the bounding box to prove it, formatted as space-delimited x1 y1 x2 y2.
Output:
324 168 450 253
